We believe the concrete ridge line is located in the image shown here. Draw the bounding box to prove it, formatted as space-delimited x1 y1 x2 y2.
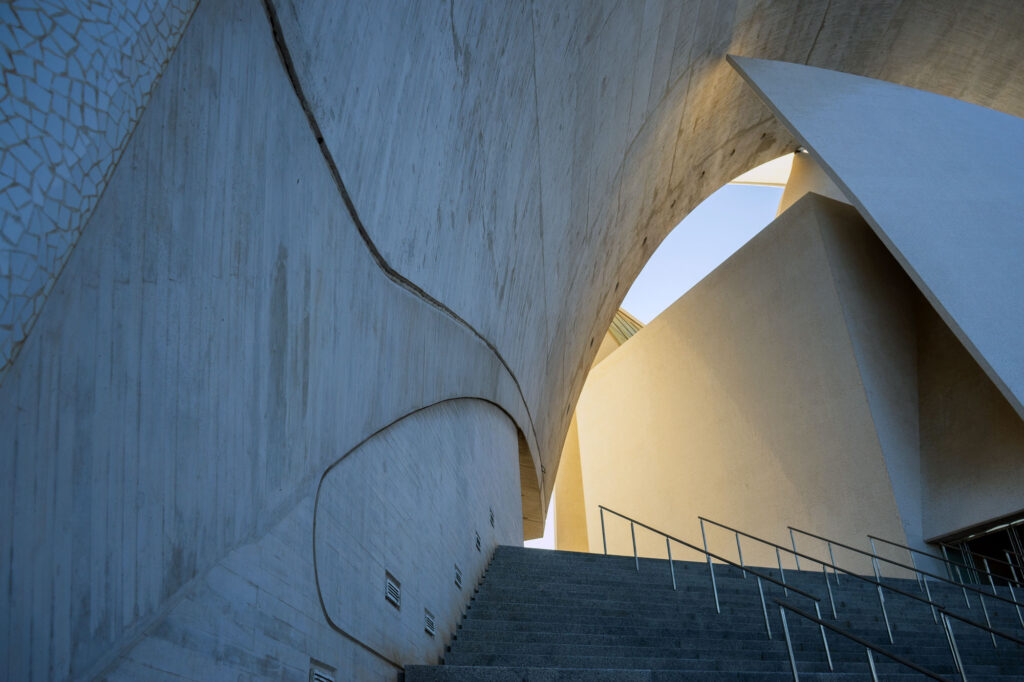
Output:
259 0 543 472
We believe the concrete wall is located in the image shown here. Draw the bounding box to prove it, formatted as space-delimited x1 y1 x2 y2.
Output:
553 414 589 553
0 1 531 679
315 399 522 667
268 0 1024 505
5 0 1024 678
919 305 1024 540
97 399 521 681
575 196 910 574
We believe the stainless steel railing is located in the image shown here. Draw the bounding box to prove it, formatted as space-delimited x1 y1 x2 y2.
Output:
704 518 1024 681
791 526 1024 636
775 599 950 682
867 533 1023 590
598 505 824 645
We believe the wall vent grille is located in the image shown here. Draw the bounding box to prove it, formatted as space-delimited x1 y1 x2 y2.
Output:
454 564 463 589
385 572 401 609
309 662 335 682
424 609 436 637
475 531 481 552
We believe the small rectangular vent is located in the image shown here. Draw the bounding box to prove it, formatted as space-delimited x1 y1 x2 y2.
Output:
424 608 436 637
385 572 401 609
454 564 463 589
310 670 334 682
489 507 495 528
475 531 481 552
309 662 335 682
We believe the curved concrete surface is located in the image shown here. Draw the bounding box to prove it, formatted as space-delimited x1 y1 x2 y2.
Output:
3 0 1024 678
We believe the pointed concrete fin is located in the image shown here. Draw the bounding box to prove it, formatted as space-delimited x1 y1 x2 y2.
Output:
728 55 1024 421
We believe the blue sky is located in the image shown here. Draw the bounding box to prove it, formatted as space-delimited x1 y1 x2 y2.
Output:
621 183 784 323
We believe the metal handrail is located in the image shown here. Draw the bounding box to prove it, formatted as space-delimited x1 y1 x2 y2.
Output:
868 534 1023 589
791 526 1024 612
701 515 941 642
775 599 950 682
941 607 1024 647
598 505 822 640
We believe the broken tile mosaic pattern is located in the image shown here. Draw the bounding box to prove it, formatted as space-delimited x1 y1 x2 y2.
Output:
0 0 196 377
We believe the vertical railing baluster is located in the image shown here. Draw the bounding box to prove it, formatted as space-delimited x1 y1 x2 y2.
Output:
877 583 893 644
736 532 746 578
923 575 938 623
942 613 967 682
955 566 972 608
865 648 879 682
1007 580 1024 630
630 521 639 572
814 602 832 671
779 606 799 681
790 528 801 571
757 577 771 639
667 537 676 591
823 564 837 619
827 541 840 584
983 558 997 595
777 547 788 596
600 507 607 556
980 594 997 648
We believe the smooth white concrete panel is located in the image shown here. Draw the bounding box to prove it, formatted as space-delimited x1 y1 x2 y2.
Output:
918 304 1024 540
814 200 924 552
777 152 849 215
0 2 534 679
576 195 908 574
731 56 1024 422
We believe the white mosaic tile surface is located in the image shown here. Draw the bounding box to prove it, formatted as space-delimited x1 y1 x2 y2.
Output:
0 0 196 376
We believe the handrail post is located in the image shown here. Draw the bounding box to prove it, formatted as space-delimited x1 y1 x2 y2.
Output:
983 558 997 595
736 532 746 578
876 583 894 644
954 565 972 608
779 605 799 681
814 602 833 671
699 519 720 613
822 565 837 619
923 575 938 623
1007 580 1024 630
630 521 639 573
942 545 956 582
827 541 840 584
942 613 967 682
1008 550 1020 584
600 507 607 556
707 555 720 614
776 547 788 596
757 577 771 639
979 594 997 648
865 648 879 682
667 537 677 591
908 548 925 593
790 528 801 571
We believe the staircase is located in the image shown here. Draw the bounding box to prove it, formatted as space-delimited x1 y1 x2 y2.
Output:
404 545 1024 681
